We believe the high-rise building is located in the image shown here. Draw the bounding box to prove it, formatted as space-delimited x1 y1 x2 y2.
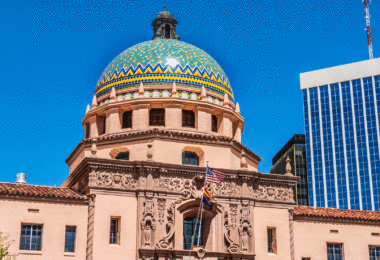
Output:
271 134 309 206
300 58 380 211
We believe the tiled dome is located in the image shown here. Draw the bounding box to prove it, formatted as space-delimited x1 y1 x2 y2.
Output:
95 38 233 101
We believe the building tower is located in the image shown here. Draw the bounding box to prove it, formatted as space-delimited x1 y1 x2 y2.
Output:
271 134 309 206
363 0 373 59
300 58 380 211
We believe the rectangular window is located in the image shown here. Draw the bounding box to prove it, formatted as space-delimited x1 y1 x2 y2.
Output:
327 243 343 260
267 227 277 254
370 245 380 260
149 108 165 126
64 226 76 253
182 110 195 128
211 115 218 132
85 123 90 139
110 217 120 245
302 258 311 260
19 224 42 251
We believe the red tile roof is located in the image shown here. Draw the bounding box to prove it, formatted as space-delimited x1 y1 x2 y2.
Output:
0 183 86 200
294 206 380 222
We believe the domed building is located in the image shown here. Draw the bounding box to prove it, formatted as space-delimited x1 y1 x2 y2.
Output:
1 9 380 260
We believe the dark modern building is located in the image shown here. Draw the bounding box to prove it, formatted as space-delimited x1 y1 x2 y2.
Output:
300 58 380 211
270 134 309 206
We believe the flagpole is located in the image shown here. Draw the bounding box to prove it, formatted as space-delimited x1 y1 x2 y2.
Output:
197 161 209 247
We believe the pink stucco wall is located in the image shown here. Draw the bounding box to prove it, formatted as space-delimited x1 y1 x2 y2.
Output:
0 198 88 260
293 219 380 260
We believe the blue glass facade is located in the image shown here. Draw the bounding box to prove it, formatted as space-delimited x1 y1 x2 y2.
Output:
303 75 380 210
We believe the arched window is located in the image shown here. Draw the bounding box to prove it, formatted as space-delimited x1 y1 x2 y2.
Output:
183 217 202 250
149 108 165 126
211 115 218 132
115 152 129 160
182 110 195 128
182 151 199 166
165 24 171 39
122 111 132 129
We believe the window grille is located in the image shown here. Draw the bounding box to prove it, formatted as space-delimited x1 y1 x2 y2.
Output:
327 243 343 260
183 217 202 250
370 246 380 260
110 218 119 244
182 110 195 128
115 152 129 160
267 227 277 254
122 111 132 129
64 226 76 253
149 109 165 126
182 152 199 166
20 224 42 251
211 115 218 132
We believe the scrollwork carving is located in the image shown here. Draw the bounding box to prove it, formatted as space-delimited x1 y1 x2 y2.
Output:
239 204 252 253
157 198 166 225
252 184 295 202
224 211 239 253
96 172 113 186
141 197 156 248
122 173 138 189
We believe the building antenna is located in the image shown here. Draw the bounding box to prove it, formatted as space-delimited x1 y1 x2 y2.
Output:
363 0 374 59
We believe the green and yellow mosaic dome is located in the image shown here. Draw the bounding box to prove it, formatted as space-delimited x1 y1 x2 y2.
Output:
95 38 234 101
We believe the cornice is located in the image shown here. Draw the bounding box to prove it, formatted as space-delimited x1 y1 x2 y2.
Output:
65 129 260 165
293 215 380 226
0 194 88 205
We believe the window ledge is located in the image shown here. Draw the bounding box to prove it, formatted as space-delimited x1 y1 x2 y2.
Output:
64 252 76 257
18 250 43 255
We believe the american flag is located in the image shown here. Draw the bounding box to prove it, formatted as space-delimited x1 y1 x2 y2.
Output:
206 167 225 185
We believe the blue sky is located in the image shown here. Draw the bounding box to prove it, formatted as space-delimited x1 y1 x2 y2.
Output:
0 0 378 186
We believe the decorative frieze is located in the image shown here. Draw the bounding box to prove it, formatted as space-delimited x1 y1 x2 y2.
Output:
252 184 294 202
94 172 138 189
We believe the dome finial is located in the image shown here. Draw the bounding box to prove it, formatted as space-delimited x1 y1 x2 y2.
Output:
151 8 180 40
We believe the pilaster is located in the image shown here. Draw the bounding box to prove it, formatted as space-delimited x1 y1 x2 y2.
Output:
197 107 212 133
131 104 150 130
88 116 98 138
164 104 183 129
105 107 120 134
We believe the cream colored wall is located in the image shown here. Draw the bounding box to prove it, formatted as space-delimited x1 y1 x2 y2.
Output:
78 139 258 171
294 220 380 260
92 193 137 260
253 206 291 260
0 198 88 260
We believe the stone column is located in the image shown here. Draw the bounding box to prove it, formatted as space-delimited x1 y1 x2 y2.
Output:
88 116 98 138
233 122 243 143
86 194 96 260
289 209 295 260
105 107 120 134
131 104 150 130
164 104 183 129
197 107 212 133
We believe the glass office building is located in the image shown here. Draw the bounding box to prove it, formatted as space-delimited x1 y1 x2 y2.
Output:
270 134 309 206
300 58 380 211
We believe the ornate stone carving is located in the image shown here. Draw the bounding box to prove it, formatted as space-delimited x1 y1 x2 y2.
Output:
157 198 166 225
209 181 237 196
230 204 238 229
224 211 239 253
156 202 175 249
141 197 156 248
122 173 138 189
253 184 295 202
96 172 113 186
159 177 184 191
239 204 252 253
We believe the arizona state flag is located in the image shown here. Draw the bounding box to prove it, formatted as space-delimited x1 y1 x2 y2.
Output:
202 188 215 209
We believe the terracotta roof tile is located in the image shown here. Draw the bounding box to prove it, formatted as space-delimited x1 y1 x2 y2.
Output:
294 206 380 221
0 183 86 200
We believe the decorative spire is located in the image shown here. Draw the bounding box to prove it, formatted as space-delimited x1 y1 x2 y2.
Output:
223 93 229 107
139 82 145 97
285 156 293 176
91 95 98 108
110 87 116 102
151 8 180 40
201 86 207 100
235 102 240 114
86 104 91 114
91 141 97 157
172 82 178 97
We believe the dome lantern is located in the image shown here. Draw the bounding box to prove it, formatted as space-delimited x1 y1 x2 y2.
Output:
151 6 180 40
